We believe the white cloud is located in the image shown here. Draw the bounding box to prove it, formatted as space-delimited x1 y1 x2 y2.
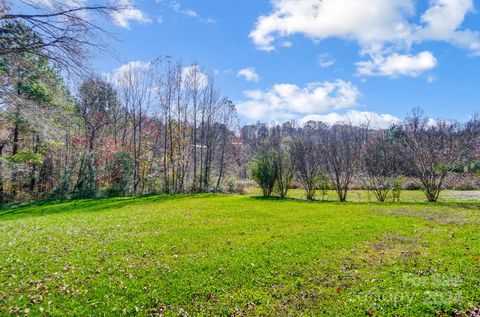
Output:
301 110 400 129
250 0 415 52
250 0 480 76
318 53 335 68
237 67 260 82
205 17 218 24
251 0 480 51
110 0 152 29
170 1 218 23
24 0 151 29
415 0 480 52
181 65 209 89
107 61 152 87
357 51 438 77
23 0 88 18
171 1 198 17
427 74 437 83
237 80 359 122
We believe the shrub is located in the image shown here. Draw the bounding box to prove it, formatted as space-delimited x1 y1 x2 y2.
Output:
250 151 277 197
225 177 246 195
390 175 403 202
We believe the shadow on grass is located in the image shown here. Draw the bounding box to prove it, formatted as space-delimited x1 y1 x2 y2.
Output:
249 196 341 204
1 193 478 222
0 194 214 222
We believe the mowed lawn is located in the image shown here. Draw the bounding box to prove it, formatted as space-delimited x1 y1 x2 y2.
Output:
0 194 479 316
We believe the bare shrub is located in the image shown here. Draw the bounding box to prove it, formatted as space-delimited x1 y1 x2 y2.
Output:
399 108 478 202
323 124 366 202
362 129 402 202
290 132 323 200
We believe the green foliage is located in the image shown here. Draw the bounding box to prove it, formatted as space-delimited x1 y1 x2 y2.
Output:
17 80 53 103
0 20 65 105
104 152 134 197
452 163 465 173
469 162 480 173
249 151 277 197
0 20 42 55
390 175 404 202
435 162 465 174
3 150 43 165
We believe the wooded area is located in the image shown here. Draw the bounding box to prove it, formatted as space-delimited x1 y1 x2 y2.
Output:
1 0 479 204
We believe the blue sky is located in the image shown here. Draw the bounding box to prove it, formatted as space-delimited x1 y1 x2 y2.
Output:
83 1 480 125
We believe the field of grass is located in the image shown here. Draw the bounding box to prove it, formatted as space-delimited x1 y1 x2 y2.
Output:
1 192 479 316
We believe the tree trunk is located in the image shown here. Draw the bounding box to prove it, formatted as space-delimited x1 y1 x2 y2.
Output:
29 135 40 194
0 144 4 203
11 109 20 198
192 100 197 192
215 127 227 192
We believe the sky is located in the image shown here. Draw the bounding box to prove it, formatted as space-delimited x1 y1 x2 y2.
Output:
22 0 480 127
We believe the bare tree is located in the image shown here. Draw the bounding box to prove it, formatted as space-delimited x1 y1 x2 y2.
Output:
0 127 7 202
215 98 237 192
323 123 366 202
291 132 322 200
155 57 177 193
362 129 402 202
274 142 294 199
198 74 220 192
114 62 154 195
184 64 206 192
400 108 477 202
1 0 122 74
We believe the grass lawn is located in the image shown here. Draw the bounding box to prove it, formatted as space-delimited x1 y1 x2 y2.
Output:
0 192 479 316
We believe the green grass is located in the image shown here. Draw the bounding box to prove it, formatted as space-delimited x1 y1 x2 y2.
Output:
0 193 479 316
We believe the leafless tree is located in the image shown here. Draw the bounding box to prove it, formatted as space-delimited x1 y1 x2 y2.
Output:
215 98 237 192
362 129 402 202
1 0 122 74
184 64 207 192
290 132 322 200
198 74 219 191
152 58 237 194
114 62 154 195
323 123 366 202
400 108 477 202
155 57 177 193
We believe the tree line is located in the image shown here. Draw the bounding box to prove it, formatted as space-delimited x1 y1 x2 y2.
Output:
0 5 239 202
1 1 479 204
246 111 480 202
